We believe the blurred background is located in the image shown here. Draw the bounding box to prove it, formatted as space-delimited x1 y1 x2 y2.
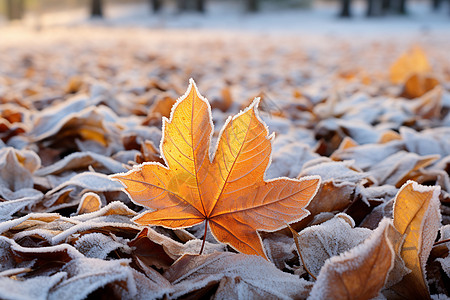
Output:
0 0 449 33
0 0 449 119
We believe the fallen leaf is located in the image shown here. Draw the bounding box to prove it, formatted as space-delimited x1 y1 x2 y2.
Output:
74 232 130 259
128 228 174 270
390 47 432 84
48 258 137 300
309 218 396 300
368 151 439 187
148 96 176 119
400 74 440 99
330 136 358 160
75 192 102 215
400 126 450 157
378 130 402 144
163 252 312 299
292 213 371 276
391 181 441 299
409 85 442 119
0 272 66 300
111 81 321 258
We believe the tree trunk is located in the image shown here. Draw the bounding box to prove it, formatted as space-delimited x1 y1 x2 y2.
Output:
6 0 24 21
382 0 390 13
339 0 352 17
432 0 441 10
90 0 103 18
247 0 259 12
196 0 205 12
151 0 163 12
177 0 205 12
367 0 383 16
398 0 407 14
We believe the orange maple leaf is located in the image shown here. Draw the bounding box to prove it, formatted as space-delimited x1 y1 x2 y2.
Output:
111 80 321 259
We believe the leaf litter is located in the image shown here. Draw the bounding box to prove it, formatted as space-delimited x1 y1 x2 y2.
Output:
0 29 450 299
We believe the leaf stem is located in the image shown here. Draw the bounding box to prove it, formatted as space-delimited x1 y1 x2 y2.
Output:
433 237 450 247
287 224 317 281
199 220 208 255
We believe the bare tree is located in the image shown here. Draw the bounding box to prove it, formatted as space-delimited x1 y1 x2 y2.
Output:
90 0 104 18
151 0 163 12
177 0 206 12
339 0 352 17
398 0 407 14
247 0 259 12
366 0 383 16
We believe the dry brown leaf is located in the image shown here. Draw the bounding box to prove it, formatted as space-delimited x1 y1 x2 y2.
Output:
148 96 176 119
331 136 358 160
409 85 442 119
136 140 164 165
75 192 102 215
400 74 440 99
128 228 174 270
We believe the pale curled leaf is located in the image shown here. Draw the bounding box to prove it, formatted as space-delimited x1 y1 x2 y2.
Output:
48 258 137 300
163 252 312 300
293 213 371 276
111 80 321 258
74 232 131 259
0 273 66 300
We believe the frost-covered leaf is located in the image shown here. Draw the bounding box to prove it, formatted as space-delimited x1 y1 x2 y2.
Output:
300 160 368 183
0 197 40 222
74 232 131 259
29 102 122 154
164 252 312 299
0 213 60 235
0 272 66 300
400 127 450 157
145 226 226 260
41 172 125 211
266 142 319 179
0 148 40 200
294 213 371 276
309 219 396 300
128 228 174 270
35 151 127 176
112 81 320 258
329 140 405 170
368 151 439 187
48 258 136 300
71 200 136 222
75 192 102 215
391 181 441 299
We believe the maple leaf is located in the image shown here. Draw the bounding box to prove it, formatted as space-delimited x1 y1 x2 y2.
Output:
111 80 321 259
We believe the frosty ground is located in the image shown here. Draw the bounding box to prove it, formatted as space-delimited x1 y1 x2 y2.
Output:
1 1 450 299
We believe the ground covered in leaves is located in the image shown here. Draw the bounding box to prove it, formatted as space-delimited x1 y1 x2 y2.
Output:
1 27 450 299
